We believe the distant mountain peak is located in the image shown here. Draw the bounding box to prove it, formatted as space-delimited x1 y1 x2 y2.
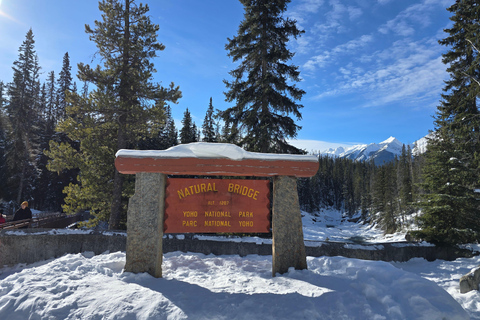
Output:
380 136 401 146
321 136 427 165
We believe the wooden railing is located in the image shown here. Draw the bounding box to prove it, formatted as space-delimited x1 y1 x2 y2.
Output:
0 212 88 230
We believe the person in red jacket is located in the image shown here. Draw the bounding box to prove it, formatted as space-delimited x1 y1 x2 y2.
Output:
0 212 5 225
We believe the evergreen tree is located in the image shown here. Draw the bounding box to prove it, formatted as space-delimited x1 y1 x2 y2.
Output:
0 81 8 200
180 108 197 144
0 81 5 109
202 97 217 142
220 0 305 153
397 145 414 222
163 105 178 148
415 0 480 245
219 122 241 144
47 0 181 229
371 162 397 234
4 29 42 204
34 82 59 211
139 103 178 150
44 71 57 125
56 52 73 123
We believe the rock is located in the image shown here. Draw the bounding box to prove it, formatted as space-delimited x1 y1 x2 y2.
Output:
271 175 307 276
459 266 480 294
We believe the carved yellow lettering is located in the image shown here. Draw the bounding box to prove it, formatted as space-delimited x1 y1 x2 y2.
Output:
201 184 207 193
183 211 198 217
177 190 185 199
239 211 253 218
241 186 248 196
239 221 254 227
182 220 197 227
253 191 259 200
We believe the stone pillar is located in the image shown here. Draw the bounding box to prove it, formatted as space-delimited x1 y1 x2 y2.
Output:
272 175 307 276
124 172 166 278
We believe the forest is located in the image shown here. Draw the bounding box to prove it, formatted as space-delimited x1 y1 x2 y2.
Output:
298 147 424 234
0 0 479 246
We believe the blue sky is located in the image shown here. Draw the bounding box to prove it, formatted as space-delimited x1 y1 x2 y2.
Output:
0 0 454 151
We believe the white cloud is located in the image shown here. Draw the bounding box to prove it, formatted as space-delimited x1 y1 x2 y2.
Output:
312 0 363 36
362 56 445 106
303 34 374 72
378 0 453 36
311 37 447 108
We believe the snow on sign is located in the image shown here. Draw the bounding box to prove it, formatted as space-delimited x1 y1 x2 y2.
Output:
164 178 271 233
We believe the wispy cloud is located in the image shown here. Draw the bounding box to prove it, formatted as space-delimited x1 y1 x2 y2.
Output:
291 0 453 110
378 0 453 36
289 0 363 53
312 0 363 37
303 34 374 72
311 36 447 108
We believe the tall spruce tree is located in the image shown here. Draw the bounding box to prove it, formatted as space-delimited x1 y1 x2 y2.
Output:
5 29 42 204
162 105 178 148
397 145 414 221
56 52 73 123
202 97 217 142
47 0 181 229
180 108 197 144
44 71 57 125
0 81 5 109
0 82 7 200
415 0 480 245
220 0 305 153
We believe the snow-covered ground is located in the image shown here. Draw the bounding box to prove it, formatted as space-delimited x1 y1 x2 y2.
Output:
1 209 479 319
302 208 410 244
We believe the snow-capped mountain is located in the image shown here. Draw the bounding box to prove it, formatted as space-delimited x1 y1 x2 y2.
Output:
322 136 427 165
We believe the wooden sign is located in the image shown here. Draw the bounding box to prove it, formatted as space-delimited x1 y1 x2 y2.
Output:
164 178 271 233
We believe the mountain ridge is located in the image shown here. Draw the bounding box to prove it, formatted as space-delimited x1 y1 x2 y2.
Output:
321 135 428 165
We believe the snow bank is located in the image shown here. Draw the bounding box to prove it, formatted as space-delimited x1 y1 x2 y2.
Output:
0 252 471 319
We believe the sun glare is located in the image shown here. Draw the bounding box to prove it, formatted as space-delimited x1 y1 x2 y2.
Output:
0 2 21 24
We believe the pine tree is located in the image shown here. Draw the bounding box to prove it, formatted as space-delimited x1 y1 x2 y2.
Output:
47 0 181 229
180 108 197 144
415 0 480 245
397 145 414 222
163 105 178 148
0 81 5 109
372 162 397 234
220 0 305 153
5 29 42 204
44 71 57 125
202 97 217 142
56 52 73 123
0 81 8 200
